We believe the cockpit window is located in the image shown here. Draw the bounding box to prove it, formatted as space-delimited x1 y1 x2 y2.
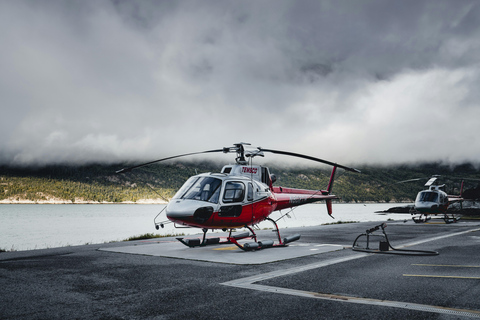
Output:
173 176 222 204
417 191 438 202
223 182 245 203
172 177 198 200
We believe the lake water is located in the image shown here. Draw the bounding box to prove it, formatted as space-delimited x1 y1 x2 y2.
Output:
0 203 411 251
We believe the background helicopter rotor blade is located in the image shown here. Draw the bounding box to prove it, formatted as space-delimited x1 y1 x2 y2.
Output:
394 178 424 184
116 149 225 174
377 178 424 188
258 148 361 173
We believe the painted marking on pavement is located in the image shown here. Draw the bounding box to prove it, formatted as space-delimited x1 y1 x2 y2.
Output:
213 246 238 251
404 274 480 280
413 264 480 268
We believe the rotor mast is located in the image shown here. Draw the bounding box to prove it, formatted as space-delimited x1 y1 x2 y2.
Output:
223 142 251 165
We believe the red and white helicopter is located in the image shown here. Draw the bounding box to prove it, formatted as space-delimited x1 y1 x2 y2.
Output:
117 143 360 251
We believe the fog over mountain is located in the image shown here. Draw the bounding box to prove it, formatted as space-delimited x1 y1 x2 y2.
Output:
1 1 480 167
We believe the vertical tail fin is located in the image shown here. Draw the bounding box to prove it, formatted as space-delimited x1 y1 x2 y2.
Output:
326 166 337 194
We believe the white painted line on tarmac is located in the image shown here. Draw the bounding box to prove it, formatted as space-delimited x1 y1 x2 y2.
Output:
412 264 480 268
404 274 480 280
396 227 480 248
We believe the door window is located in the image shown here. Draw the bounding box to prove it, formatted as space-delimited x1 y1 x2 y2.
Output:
223 182 245 203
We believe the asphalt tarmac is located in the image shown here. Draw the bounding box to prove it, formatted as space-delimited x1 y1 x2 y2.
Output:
1 218 480 319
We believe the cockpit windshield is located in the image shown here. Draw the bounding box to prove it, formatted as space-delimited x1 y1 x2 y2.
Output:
417 191 438 203
172 176 222 204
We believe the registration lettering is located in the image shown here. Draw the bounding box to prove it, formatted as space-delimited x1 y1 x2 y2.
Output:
242 167 258 174
289 196 305 205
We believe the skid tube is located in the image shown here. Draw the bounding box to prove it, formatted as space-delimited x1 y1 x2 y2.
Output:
412 214 431 223
228 218 301 251
352 222 438 256
411 213 460 224
176 228 252 248
443 213 460 224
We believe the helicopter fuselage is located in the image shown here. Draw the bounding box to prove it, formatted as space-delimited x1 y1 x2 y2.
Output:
414 187 449 214
166 172 275 228
164 164 338 229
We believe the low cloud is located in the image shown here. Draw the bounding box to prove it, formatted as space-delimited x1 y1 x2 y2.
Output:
1 1 480 167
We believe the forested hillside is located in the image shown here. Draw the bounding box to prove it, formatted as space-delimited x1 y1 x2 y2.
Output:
1 161 479 203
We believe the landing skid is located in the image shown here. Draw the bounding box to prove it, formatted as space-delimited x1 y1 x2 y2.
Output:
443 214 460 224
176 228 251 248
411 213 460 224
412 215 431 223
228 218 300 251
176 218 301 251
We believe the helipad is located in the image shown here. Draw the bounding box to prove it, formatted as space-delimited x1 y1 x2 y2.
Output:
99 238 345 264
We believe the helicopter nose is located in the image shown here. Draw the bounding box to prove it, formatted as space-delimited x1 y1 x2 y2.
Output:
166 200 214 223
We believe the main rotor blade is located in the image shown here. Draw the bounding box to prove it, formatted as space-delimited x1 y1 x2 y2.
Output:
382 176 443 187
116 149 224 174
258 148 361 173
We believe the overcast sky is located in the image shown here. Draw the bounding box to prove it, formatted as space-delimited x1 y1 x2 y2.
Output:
1 0 480 167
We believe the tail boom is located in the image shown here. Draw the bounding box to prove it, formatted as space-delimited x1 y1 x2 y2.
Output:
272 187 338 211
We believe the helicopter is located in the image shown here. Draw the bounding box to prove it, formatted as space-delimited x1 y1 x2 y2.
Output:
407 176 464 224
116 143 360 251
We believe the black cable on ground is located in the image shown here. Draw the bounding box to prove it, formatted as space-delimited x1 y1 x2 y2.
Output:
352 223 439 256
